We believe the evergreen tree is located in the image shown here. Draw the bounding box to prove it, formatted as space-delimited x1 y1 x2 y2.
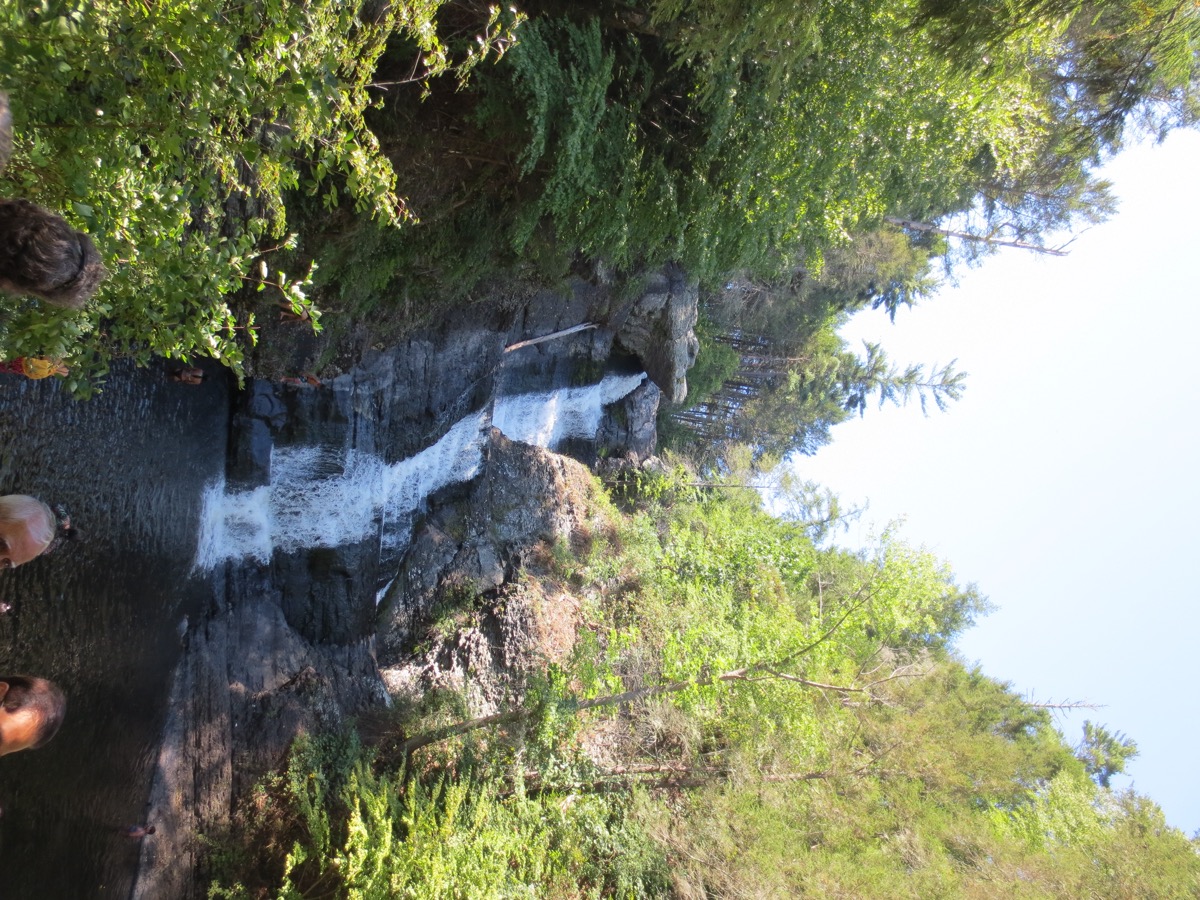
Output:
1077 720 1140 788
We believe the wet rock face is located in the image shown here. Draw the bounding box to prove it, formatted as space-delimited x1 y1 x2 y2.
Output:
597 378 661 461
614 264 700 405
136 265 697 895
498 263 698 411
133 576 388 900
272 541 381 646
340 322 507 463
228 380 286 489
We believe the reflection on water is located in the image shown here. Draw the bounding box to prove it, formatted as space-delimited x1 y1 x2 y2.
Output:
0 361 230 899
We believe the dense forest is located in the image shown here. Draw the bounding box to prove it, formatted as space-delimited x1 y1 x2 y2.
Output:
3 0 1199 896
5 0 1196 407
207 466 1199 897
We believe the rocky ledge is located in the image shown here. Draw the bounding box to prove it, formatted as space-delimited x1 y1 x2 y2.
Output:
376 429 609 714
130 265 695 896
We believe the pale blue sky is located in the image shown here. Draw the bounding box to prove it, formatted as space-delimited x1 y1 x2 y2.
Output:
791 128 1200 834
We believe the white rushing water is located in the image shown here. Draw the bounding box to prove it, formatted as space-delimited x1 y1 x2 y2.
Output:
193 372 645 570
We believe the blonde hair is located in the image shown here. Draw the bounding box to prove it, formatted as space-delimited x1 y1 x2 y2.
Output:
0 494 55 553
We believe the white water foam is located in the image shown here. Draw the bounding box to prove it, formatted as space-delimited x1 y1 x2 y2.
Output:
192 373 646 570
493 372 646 447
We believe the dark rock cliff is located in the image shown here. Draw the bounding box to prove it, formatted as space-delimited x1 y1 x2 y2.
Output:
131 267 697 896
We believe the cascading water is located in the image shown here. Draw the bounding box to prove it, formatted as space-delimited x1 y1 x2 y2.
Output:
492 370 645 446
193 372 646 570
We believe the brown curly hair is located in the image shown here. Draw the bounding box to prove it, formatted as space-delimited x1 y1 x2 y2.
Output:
0 198 106 308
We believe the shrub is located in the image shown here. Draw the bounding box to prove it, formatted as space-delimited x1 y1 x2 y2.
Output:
0 0 515 391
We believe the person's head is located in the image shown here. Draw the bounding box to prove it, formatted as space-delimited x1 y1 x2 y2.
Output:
0 198 106 308
0 494 55 570
0 676 65 755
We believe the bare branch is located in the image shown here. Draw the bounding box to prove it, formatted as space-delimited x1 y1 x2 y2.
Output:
401 579 890 758
1025 699 1104 711
885 216 1069 255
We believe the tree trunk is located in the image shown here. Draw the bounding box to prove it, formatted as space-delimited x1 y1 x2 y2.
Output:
884 216 1069 256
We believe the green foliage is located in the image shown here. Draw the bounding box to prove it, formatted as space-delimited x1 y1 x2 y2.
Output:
6 0 1188 389
1076 720 1140 788
664 227 964 463
861 535 992 651
993 774 1200 897
457 0 1188 291
602 459 703 514
211 733 672 899
770 477 866 546
535 483 1200 896
477 17 680 270
647 0 825 91
916 0 1200 146
660 657 1200 898
887 664 1082 809
306 189 520 319
0 0 516 389
675 318 738 410
473 4 978 281
562 484 985 776
998 766 1116 851
899 0 1199 263
671 324 966 463
214 479 1200 897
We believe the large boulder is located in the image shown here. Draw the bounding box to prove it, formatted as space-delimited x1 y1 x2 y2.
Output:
375 430 604 714
379 575 584 718
376 428 598 657
614 264 699 405
596 377 661 461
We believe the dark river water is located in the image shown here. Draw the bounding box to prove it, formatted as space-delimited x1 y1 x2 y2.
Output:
0 360 231 898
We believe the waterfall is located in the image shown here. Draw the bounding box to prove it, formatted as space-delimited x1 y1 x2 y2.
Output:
193 372 646 570
492 371 645 447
